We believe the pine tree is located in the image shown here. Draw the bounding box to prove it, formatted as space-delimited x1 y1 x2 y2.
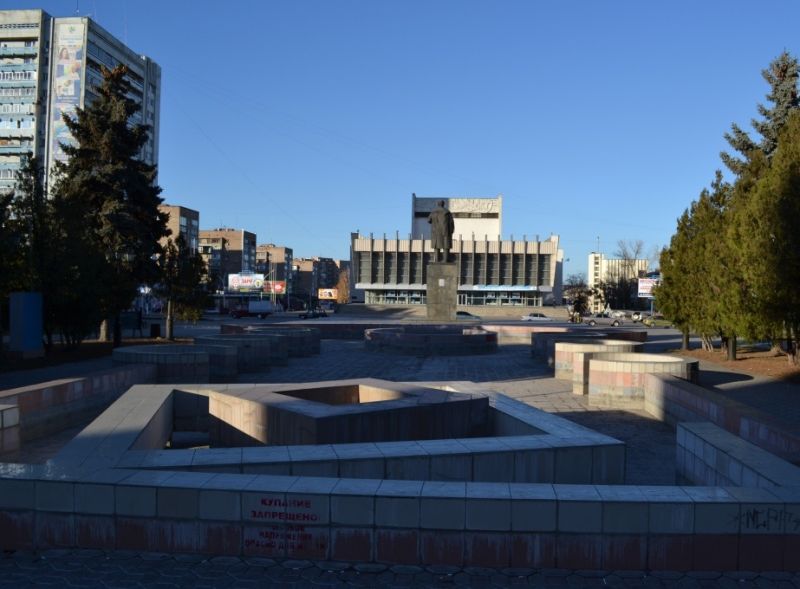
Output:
721 52 800 175
53 65 169 346
730 112 800 363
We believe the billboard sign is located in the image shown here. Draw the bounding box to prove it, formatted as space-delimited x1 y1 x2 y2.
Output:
318 288 338 300
638 278 658 299
228 273 265 291
49 22 85 175
263 281 286 294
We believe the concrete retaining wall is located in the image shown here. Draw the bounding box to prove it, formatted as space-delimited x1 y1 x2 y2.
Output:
195 335 282 371
552 339 642 384
2 381 800 570
0 363 157 444
587 354 699 408
112 345 210 384
644 374 800 464
365 327 498 356
677 422 800 488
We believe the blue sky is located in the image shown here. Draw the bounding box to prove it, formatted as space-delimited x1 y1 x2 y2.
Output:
15 0 800 277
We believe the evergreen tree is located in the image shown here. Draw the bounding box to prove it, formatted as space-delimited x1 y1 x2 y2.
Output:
721 52 799 175
155 235 208 340
730 112 800 363
53 65 169 346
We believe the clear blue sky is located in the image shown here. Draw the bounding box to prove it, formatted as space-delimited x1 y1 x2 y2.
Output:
16 0 800 277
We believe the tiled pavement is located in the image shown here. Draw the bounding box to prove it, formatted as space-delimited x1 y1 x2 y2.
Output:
2 549 799 588
3 335 800 585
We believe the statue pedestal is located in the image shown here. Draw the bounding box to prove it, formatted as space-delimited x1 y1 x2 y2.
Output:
426 263 458 321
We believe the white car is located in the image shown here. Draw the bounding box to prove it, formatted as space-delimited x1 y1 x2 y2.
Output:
521 312 553 322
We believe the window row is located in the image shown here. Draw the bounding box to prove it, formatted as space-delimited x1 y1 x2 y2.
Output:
0 103 32 113
0 117 34 128
0 87 35 97
0 71 34 81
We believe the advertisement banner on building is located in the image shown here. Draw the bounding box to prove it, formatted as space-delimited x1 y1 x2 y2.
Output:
318 288 338 300
49 22 85 174
637 278 658 298
228 273 265 291
263 281 286 294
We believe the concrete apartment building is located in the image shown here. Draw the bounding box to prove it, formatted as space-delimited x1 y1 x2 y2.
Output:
158 204 199 251
351 194 563 307
0 9 161 196
199 228 256 291
255 243 293 295
587 252 650 313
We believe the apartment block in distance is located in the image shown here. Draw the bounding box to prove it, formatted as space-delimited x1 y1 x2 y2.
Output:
255 243 293 294
158 204 199 251
351 194 563 307
0 9 161 196
199 228 256 287
587 252 650 313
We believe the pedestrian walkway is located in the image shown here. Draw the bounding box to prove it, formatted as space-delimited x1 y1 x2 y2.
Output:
1 549 798 588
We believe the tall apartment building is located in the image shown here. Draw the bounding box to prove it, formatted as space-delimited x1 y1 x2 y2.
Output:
199 228 256 289
351 195 563 307
587 252 650 312
158 204 199 251
291 258 318 299
255 243 293 295
0 9 161 196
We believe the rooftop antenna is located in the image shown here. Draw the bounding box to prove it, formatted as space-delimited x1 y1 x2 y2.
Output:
596 236 600 252
75 0 80 14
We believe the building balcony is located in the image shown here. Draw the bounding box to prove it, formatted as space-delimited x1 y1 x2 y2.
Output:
0 95 35 104
0 47 38 57
0 145 30 154
0 80 36 88
0 128 35 138
0 63 38 72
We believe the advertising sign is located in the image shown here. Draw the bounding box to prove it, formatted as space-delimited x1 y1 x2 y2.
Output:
228 273 265 291
638 278 658 299
263 281 286 294
49 22 85 174
318 288 338 300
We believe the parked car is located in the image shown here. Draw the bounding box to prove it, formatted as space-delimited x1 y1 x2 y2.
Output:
521 312 554 322
456 311 481 320
643 314 673 328
299 308 328 319
585 314 624 327
229 300 277 319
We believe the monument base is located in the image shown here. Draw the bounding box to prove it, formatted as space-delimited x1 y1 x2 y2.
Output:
426 262 458 321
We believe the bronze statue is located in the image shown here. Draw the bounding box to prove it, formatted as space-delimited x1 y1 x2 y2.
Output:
427 199 455 262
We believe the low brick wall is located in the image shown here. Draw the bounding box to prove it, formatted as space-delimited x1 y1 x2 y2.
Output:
196 334 286 369
112 345 210 383
2 470 799 570
552 339 643 384
3 381 800 570
645 374 800 464
587 354 699 408
0 363 156 443
220 324 322 356
190 344 238 382
364 327 498 356
677 421 800 488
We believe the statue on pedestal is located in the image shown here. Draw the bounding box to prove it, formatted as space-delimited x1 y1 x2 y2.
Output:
427 199 455 263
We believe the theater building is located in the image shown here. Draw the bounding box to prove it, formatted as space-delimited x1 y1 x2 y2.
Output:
350 195 563 307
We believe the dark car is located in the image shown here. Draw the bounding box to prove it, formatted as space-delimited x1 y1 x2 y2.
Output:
299 309 327 319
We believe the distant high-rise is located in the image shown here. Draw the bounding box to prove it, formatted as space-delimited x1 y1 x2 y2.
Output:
0 9 161 196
